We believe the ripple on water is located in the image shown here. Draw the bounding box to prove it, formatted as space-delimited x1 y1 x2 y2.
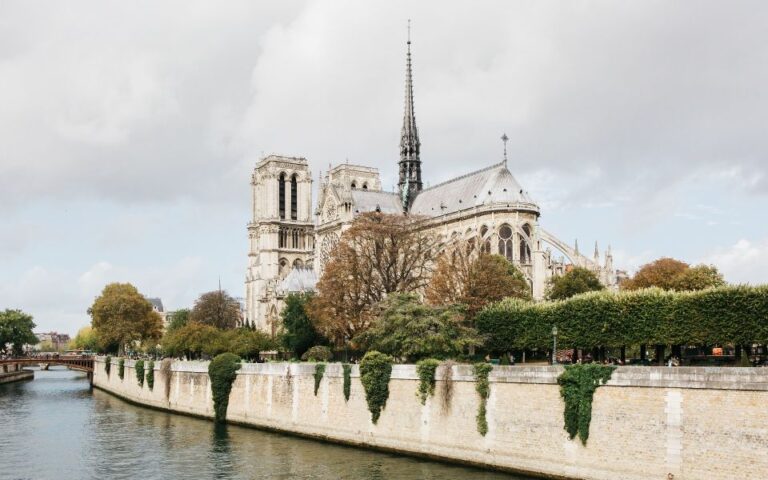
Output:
0 369 531 480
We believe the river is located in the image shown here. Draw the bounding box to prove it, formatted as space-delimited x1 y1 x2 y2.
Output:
0 368 532 480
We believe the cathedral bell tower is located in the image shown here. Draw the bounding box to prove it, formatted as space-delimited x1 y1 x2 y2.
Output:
398 22 422 211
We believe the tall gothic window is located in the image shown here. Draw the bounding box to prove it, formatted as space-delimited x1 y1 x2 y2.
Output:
290 174 298 220
498 224 514 263
519 224 532 264
278 173 286 219
480 225 491 253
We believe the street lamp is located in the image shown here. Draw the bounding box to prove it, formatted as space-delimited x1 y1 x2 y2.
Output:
552 326 558 365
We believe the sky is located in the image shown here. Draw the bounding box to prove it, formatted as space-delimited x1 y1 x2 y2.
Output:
1 1 767 335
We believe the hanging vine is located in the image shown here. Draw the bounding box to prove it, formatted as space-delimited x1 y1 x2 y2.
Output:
135 360 145 388
342 364 352 402
473 363 493 436
416 359 440 405
104 356 111 377
208 353 242 423
146 360 155 391
558 364 615 445
313 363 326 396
359 351 394 424
440 360 456 412
161 359 173 401
118 358 125 380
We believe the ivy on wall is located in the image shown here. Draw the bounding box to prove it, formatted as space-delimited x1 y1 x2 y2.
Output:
473 363 493 436
135 360 145 388
208 353 242 423
118 358 125 380
359 351 393 424
313 363 326 396
557 364 615 445
342 363 352 402
161 359 173 401
416 359 440 405
104 356 111 377
146 360 155 391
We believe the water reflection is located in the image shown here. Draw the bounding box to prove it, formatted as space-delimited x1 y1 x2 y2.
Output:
0 369 530 480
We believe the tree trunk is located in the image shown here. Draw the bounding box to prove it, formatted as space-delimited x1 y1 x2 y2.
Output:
640 344 647 361
620 346 626 364
656 345 666 366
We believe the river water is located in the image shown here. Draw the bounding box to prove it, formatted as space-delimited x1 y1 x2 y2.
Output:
0 368 532 480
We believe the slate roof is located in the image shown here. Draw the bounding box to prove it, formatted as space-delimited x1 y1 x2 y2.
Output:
351 190 403 214
409 162 536 217
279 267 318 294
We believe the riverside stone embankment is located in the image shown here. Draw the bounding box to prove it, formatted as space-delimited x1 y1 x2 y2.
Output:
93 359 768 480
0 362 34 384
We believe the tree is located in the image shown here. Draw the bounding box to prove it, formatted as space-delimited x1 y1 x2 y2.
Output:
309 212 438 344
89 283 163 355
281 293 325 358
0 309 38 356
189 290 242 330
355 294 482 362
70 326 98 351
547 267 604 300
671 265 725 291
622 258 726 291
166 308 190 332
161 322 221 359
427 247 530 320
223 328 277 361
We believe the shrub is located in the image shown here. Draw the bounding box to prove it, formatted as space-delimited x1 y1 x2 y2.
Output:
473 363 493 436
359 351 394 424
105 356 111 377
313 363 326 396
416 359 440 405
558 364 615 445
301 345 332 362
146 360 155 390
135 360 145 387
208 353 242 423
118 358 125 380
342 363 352 402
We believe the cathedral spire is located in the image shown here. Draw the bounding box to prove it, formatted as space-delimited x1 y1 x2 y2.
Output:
399 19 422 211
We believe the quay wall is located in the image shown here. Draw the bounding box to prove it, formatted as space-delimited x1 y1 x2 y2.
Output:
0 368 33 384
92 359 768 480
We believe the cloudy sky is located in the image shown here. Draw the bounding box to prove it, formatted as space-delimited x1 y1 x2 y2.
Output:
1 1 767 334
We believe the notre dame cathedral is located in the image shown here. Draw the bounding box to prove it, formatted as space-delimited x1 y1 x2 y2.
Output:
245 35 621 334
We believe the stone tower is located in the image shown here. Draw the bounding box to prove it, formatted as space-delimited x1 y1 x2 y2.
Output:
245 155 313 333
398 27 422 211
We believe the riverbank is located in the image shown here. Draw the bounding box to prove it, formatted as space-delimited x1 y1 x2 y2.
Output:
93 359 768 480
0 367 34 384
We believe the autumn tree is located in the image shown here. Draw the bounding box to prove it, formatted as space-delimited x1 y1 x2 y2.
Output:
0 309 38 356
355 293 481 362
426 245 530 320
622 258 725 291
547 267 604 300
70 326 98 351
190 290 242 330
309 212 438 345
89 283 163 355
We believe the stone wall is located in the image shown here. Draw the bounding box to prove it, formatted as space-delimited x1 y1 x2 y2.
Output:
93 360 768 480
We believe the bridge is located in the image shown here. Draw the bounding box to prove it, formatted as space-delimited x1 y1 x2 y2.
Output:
0 356 94 374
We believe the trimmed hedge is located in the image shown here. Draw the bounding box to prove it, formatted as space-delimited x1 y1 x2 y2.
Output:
477 286 768 351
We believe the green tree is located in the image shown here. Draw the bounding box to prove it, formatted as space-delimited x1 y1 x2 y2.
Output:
69 326 99 351
356 294 482 362
547 267 604 300
89 283 163 355
281 293 325 358
670 265 726 291
161 322 221 360
166 308 190 332
0 309 38 356
223 328 277 361
190 290 241 330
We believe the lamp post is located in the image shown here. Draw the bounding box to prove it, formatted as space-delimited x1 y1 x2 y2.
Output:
552 326 558 365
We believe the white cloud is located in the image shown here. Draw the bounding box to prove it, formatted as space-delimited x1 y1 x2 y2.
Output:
699 238 768 285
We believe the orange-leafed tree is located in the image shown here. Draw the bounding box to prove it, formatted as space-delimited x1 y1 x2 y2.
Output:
426 243 531 321
308 212 438 345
